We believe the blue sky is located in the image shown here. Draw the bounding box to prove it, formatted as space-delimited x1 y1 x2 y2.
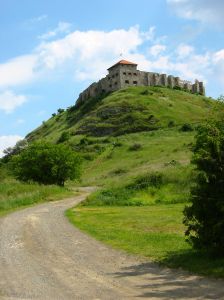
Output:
0 0 224 155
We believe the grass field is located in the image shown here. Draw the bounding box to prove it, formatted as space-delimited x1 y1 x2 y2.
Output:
67 204 224 278
0 177 73 216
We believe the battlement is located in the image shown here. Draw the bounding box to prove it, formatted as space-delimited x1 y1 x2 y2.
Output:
76 60 205 106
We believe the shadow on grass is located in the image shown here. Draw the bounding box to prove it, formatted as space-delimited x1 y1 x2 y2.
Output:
110 251 224 298
161 249 224 278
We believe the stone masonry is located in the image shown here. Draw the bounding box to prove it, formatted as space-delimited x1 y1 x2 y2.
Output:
76 60 205 106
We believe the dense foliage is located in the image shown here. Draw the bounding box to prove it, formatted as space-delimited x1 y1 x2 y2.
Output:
184 121 224 255
12 141 81 186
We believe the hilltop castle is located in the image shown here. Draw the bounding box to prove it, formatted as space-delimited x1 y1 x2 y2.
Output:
76 60 205 106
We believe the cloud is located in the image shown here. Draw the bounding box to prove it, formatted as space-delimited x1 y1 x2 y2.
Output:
0 90 27 113
0 55 37 88
39 22 72 40
149 44 166 56
0 25 223 98
212 50 224 84
0 135 23 157
167 0 224 27
176 44 194 58
30 15 48 23
37 26 145 79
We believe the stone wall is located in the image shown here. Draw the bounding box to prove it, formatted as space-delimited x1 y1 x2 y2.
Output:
75 64 205 106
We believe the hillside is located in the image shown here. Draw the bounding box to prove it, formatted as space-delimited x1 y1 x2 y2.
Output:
27 86 221 142
26 86 223 189
17 87 224 276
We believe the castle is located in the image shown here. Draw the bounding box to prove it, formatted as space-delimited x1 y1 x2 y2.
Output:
76 60 205 106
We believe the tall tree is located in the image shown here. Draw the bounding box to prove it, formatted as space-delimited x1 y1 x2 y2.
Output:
184 121 224 256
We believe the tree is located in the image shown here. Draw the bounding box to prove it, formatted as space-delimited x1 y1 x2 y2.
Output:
217 94 224 102
183 121 224 255
12 141 81 186
2 139 28 162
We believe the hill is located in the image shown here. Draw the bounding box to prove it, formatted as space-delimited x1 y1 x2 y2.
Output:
25 86 224 277
26 86 223 191
27 86 221 142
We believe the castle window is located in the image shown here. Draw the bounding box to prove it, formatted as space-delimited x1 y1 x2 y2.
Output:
133 81 138 85
133 73 137 76
125 80 129 84
128 72 132 75
114 82 118 85
112 75 115 78
109 84 112 88
115 73 118 77
123 72 126 75
108 77 110 80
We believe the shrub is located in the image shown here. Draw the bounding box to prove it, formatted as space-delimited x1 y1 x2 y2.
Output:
129 172 164 190
12 141 81 186
168 120 175 127
57 131 70 143
57 108 65 114
181 123 193 132
184 121 224 256
129 143 142 151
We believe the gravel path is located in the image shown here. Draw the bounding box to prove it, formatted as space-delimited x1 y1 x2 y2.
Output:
1 190 224 299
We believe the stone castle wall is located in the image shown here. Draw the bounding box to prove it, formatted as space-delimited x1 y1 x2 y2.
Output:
76 63 205 106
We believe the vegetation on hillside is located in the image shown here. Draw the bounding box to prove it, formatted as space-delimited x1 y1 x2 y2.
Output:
2 86 224 276
0 164 73 216
184 121 224 256
12 141 81 186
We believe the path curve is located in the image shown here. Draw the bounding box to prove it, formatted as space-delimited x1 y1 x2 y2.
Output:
1 190 224 299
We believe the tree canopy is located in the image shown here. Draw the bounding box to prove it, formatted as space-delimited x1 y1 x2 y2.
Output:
12 141 81 186
184 121 224 256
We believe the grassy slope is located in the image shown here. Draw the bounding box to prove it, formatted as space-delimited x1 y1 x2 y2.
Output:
26 86 224 277
26 86 222 143
0 177 73 216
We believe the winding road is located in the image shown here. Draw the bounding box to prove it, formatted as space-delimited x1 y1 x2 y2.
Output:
1 190 224 299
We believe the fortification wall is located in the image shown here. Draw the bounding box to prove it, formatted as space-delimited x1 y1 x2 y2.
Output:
75 64 205 106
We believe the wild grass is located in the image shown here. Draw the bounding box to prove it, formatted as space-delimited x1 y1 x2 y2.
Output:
0 177 73 216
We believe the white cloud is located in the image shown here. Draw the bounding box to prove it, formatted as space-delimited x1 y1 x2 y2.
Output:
0 55 37 88
0 135 23 157
212 50 224 84
30 15 48 23
176 44 194 58
167 0 224 27
149 44 166 56
0 25 223 98
39 22 72 40
0 90 27 113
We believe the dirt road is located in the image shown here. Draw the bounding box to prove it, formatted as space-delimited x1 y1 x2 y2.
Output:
1 191 224 299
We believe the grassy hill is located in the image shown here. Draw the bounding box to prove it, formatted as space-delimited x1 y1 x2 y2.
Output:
27 86 221 142
25 86 224 276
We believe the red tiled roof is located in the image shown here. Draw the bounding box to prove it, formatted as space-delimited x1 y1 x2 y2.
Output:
108 60 137 70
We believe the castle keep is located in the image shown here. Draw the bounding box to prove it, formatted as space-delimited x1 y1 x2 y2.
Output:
76 60 205 106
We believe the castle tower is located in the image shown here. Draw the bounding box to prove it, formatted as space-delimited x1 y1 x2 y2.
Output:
107 60 138 90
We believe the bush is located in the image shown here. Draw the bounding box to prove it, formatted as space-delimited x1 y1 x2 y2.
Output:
181 123 193 132
168 120 175 128
57 131 70 143
184 121 224 256
129 172 164 190
129 143 142 151
12 141 81 186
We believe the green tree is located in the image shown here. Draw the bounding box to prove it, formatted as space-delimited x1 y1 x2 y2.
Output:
184 121 224 255
12 141 81 186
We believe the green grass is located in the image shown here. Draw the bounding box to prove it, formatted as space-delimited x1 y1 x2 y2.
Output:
0 177 73 216
26 86 223 143
67 204 224 278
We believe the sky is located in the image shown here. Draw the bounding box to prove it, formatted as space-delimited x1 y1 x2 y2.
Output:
0 0 224 156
